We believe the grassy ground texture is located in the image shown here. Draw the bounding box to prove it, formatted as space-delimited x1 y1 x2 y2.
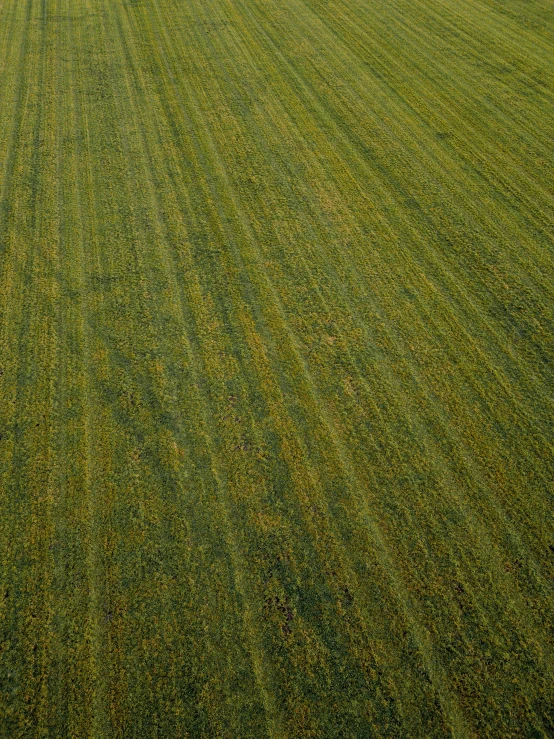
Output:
0 0 553 735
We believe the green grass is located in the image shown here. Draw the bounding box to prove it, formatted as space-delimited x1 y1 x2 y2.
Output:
0 0 553 735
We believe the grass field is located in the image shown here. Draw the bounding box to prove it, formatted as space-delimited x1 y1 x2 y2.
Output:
0 0 553 735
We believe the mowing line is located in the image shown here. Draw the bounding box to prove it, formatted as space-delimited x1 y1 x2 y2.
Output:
68 1 113 733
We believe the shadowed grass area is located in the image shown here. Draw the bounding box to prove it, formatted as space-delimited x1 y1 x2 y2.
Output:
0 0 553 736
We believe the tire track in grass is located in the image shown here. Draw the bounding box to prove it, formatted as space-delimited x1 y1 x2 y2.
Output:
46 7 93 732
30 0 65 730
0 0 34 520
53 2 114 734
69 2 123 733
48 4 92 732
0 0 60 733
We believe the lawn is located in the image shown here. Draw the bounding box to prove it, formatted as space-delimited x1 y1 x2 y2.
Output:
0 0 553 735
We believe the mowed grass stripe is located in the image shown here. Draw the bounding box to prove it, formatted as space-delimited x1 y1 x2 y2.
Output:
64 2 119 734
1 0 63 733
47 5 85 733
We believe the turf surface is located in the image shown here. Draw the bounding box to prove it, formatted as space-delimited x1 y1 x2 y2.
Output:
0 0 553 735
